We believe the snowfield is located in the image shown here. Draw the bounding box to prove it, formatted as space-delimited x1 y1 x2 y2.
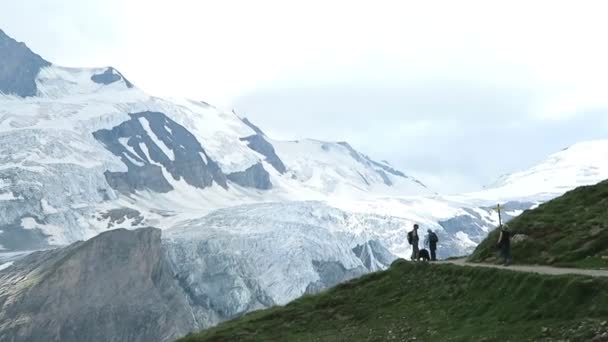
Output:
468 139 608 202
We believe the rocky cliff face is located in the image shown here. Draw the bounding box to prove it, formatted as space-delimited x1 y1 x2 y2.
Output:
0 228 198 342
240 117 287 174
0 29 50 97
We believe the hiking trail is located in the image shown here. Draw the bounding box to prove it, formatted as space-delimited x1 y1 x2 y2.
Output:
441 258 608 277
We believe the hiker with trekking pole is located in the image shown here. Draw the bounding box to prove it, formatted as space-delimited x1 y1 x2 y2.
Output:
494 204 512 266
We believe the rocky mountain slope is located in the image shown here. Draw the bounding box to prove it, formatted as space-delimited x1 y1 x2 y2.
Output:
470 179 608 268
0 228 197 342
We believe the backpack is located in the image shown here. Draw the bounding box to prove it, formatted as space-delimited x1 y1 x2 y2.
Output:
407 231 413 245
430 232 438 243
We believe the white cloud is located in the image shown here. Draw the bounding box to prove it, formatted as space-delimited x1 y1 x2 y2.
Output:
4 1 608 105
532 87 608 121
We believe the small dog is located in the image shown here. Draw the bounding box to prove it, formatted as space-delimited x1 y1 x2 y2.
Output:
418 249 431 262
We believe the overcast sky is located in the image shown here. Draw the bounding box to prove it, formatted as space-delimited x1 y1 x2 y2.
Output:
2 1 608 193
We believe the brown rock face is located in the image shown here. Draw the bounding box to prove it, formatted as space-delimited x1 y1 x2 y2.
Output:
0 228 198 342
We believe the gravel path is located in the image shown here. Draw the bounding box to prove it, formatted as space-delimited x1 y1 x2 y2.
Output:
442 258 608 278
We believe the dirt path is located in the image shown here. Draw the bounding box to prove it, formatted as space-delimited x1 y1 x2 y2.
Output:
442 258 608 278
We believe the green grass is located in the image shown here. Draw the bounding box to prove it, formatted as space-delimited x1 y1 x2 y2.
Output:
470 179 608 268
178 260 608 342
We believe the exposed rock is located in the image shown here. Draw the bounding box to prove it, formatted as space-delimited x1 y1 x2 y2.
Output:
512 233 530 244
240 117 287 174
0 228 198 342
90 67 133 88
93 111 227 194
227 162 272 190
0 29 50 97
240 117 265 136
240 134 287 174
97 208 144 228
104 164 172 193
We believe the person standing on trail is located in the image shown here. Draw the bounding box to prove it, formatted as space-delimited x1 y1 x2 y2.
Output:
496 224 512 266
407 224 420 261
424 229 439 261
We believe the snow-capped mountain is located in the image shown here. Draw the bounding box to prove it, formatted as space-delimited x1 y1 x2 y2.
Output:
466 139 608 203
0 28 431 252
1 26 606 258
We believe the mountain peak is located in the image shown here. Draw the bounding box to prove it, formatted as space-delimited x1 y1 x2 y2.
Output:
0 28 50 97
90 67 134 88
475 138 608 201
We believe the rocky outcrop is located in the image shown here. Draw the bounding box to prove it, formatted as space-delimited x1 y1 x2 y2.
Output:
0 29 50 97
227 163 272 190
0 228 198 342
90 67 133 88
93 111 227 194
96 208 144 228
240 118 287 174
240 135 286 174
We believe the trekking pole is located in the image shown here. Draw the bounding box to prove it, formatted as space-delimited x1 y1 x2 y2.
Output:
494 203 503 227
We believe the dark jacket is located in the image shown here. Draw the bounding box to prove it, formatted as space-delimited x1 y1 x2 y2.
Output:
426 232 438 249
408 230 419 245
498 229 511 248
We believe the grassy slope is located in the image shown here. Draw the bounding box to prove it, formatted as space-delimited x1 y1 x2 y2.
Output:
179 260 608 342
470 180 608 268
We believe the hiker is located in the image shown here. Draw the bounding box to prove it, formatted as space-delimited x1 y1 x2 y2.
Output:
424 229 439 261
496 224 512 266
407 224 420 261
